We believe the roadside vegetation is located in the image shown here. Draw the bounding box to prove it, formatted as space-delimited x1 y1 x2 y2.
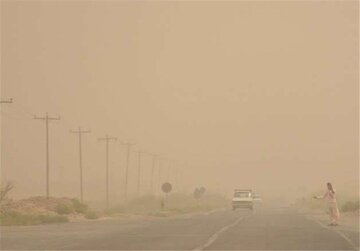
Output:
341 200 359 212
0 182 227 225
0 189 99 226
104 193 229 218
0 211 69 226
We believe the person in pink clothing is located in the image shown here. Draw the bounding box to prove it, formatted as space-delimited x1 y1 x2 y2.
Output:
313 182 340 226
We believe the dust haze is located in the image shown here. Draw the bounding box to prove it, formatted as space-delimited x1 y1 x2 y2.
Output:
1 1 358 204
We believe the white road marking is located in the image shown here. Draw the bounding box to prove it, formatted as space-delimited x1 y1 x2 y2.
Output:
180 208 227 219
203 208 227 216
309 216 359 250
193 211 254 251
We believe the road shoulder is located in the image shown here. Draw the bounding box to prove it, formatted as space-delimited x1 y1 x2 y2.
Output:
299 207 359 250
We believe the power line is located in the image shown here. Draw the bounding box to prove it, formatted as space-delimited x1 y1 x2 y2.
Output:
34 113 61 199
8 102 34 118
1 110 32 122
98 135 117 208
70 127 91 202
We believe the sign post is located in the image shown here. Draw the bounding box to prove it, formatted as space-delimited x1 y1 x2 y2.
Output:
161 182 172 210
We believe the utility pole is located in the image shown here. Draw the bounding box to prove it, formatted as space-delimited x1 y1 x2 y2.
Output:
0 98 13 104
34 113 60 199
133 150 146 197
158 157 166 195
0 98 13 166
98 135 117 208
174 168 179 192
119 141 135 200
149 153 158 195
70 127 91 202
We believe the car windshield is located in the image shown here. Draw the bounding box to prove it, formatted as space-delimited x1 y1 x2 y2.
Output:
234 192 251 198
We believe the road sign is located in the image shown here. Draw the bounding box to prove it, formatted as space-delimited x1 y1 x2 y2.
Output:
161 182 172 193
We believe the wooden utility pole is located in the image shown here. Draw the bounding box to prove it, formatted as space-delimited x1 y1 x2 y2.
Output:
119 141 135 200
98 135 117 208
34 113 61 199
158 157 165 195
149 153 158 195
70 127 91 202
133 150 146 197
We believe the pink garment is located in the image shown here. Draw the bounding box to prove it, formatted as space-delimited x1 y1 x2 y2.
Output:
320 190 337 204
317 190 340 224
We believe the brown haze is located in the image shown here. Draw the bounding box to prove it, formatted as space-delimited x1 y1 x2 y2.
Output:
0 1 358 203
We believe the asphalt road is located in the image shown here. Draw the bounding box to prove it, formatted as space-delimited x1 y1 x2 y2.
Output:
1 206 359 250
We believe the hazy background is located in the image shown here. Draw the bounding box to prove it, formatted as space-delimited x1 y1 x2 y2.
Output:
1 1 358 203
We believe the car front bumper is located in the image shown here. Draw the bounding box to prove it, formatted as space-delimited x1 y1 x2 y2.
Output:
232 201 253 208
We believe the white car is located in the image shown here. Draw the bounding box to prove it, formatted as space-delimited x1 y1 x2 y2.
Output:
232 189 254 210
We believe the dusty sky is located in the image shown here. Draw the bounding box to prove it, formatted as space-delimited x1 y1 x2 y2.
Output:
0 1 358 202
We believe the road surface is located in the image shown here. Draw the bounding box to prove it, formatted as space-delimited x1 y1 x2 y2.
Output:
1 206 359 250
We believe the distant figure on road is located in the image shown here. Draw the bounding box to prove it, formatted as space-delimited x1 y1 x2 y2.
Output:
313 182 340 226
